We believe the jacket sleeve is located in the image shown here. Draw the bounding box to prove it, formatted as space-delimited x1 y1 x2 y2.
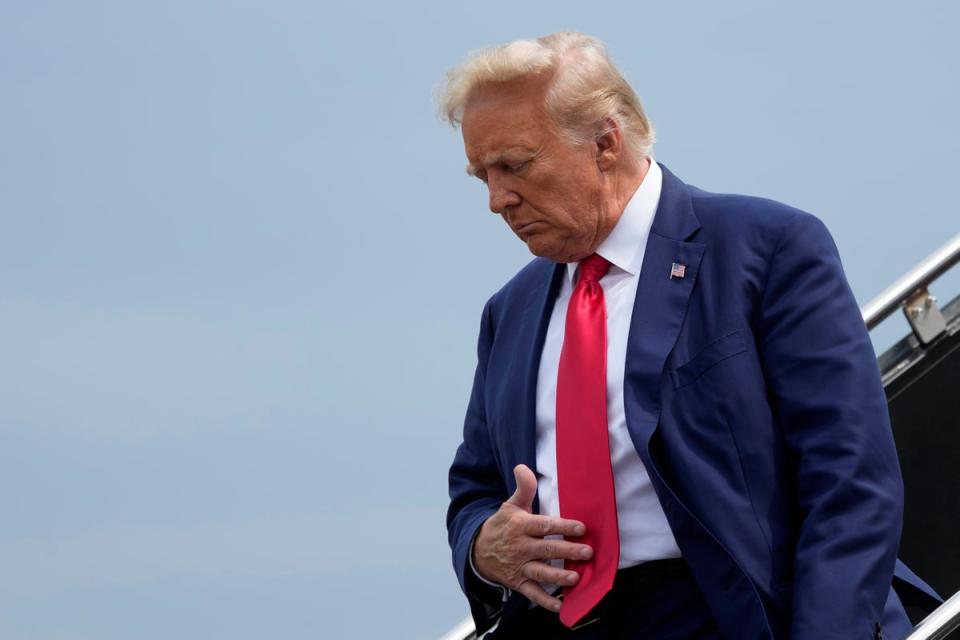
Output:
446 298 511 633
757 212 903 640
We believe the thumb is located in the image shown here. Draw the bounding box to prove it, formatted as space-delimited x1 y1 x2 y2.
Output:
506 464 537 512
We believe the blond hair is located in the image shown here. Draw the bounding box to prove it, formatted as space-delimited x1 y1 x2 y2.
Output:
438 32 655 160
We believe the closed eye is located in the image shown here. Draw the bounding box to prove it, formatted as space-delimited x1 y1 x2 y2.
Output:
468 160 531 184
505 160 531 174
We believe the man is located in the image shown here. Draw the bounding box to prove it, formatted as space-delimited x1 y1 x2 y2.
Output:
442 32 938 639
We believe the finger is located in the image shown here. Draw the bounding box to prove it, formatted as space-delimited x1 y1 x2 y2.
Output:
521 560 580 587
531 538 594 562
506 464 538 512
522 514 586 538
514 579 562 613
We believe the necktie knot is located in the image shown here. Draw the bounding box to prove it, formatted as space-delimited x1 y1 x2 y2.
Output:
578 254 611 283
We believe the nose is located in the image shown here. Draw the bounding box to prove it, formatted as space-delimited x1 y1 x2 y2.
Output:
487 174 521 215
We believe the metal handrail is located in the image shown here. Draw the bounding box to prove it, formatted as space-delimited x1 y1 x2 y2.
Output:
862 233 960 330
438 616 475 640
905 590 960 640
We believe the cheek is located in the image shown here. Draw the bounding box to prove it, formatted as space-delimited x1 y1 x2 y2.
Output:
550 195 591 230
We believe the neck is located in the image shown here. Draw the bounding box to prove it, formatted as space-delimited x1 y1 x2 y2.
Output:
588 156 650 254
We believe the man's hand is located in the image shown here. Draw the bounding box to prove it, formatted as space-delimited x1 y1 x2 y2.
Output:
472 464 593 612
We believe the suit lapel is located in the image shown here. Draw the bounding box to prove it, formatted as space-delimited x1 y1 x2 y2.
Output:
620 167 773 640
514 261 565 476
624 164 705 450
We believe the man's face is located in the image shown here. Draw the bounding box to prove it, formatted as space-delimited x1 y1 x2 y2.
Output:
461 77 608 263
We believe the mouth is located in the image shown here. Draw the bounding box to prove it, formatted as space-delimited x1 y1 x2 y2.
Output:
513 221 540 235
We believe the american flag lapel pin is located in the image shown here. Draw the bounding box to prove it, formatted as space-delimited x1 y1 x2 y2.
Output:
670 262 686 279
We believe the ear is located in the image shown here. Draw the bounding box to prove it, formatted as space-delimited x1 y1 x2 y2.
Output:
595 117 623 171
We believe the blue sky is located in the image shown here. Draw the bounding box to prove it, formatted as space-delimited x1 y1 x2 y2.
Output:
1 1 958 638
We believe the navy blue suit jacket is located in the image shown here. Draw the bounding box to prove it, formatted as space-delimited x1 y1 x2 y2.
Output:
447 165 939 639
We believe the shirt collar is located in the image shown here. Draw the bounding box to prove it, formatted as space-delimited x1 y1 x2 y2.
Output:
566 159 663 285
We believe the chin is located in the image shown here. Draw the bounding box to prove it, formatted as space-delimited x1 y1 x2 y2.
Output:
522 236 547 255
520 230 574 262
524 241 565 262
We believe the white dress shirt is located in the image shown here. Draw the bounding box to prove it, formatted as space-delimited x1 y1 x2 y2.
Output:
535 159 682 579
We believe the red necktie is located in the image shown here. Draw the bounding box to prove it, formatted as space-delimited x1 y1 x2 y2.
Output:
556 253 619 628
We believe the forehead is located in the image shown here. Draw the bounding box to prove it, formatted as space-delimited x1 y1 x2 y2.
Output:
461 80 553 160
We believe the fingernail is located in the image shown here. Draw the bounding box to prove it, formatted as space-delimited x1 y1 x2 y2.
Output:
573 524 585 536
566 572 578 584
553 601 562 612
580 547 592 559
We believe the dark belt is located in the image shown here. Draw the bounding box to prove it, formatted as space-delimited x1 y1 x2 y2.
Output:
559 558 690 630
